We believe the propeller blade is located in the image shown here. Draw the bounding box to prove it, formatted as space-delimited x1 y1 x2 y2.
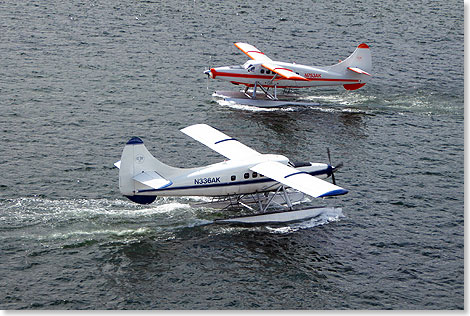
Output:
333 162 343 171
327 147 343 185
326 148 336 184
206 56 212 90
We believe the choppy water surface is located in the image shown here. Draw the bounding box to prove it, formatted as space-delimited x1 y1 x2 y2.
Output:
0 0 463 309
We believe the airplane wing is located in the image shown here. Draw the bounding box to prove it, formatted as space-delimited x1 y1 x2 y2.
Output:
234 42 272 63
181 124 347 198
235 42 308 81
262 62 308 81
250 161 348 198
180 124 262 161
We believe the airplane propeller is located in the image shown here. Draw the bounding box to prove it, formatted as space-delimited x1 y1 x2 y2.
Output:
205 56 212 90
327 147 343 185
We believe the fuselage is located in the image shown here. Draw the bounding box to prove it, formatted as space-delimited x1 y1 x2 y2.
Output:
134 158 333 197
208 60 365 89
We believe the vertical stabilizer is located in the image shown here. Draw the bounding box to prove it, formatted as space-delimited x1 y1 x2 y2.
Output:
328 43 372 74
118 137 180 197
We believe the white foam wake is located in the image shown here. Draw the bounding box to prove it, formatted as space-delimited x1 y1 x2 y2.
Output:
266 207 344 234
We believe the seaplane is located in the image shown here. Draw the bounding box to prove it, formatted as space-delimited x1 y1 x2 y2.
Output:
204 42 371 107
114 124 347 224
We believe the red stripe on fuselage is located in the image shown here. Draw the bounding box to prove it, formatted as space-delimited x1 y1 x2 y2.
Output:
230 81 364 89
213 71 359 83
215 72 274 80
230 81 304 88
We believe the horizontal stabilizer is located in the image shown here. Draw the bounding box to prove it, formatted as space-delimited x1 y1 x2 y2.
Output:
114 160 121 169
133 171 172 189
250 161 348 198
347 67 371 76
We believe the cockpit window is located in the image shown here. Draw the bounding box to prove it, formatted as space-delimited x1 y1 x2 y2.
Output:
289 161 312 168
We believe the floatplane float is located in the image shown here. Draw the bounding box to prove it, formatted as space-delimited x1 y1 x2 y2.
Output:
205 42 372 107
115 124 347 224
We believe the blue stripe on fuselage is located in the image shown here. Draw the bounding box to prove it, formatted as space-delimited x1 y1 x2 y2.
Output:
137 168 331 193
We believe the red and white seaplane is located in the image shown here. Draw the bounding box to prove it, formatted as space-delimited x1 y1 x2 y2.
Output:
204 42 372 107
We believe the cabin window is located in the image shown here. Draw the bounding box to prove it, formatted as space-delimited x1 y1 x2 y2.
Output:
252 172 257 178
244 173 249 179
231 175 236 181
260 69 264 74
266 70 271 74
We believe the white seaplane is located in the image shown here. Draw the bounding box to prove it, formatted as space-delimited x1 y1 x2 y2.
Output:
115 124 347 224
204 42 371 107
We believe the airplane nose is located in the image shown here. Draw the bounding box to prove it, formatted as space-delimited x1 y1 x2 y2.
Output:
204 69 215 79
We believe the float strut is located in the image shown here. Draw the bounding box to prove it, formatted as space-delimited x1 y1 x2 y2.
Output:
282 186 293 210
252 81 258 99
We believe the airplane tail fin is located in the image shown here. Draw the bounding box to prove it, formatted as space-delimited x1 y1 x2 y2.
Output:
327 43 372 90
117 137 180 204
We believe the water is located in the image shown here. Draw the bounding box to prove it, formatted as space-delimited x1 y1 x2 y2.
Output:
0 0 464 310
